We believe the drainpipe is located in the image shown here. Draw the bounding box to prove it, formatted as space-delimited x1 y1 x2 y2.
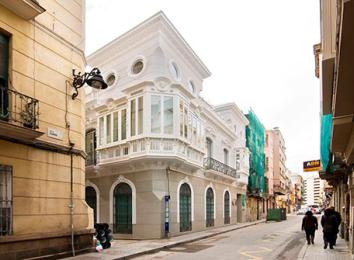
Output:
69 143 75 256
165 167 171 238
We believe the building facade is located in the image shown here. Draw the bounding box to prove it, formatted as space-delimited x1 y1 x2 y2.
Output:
316 0 354 251
84 12 249 239
302 175 324 206
0 0 93 258
265 128 290 209
245 110 266 221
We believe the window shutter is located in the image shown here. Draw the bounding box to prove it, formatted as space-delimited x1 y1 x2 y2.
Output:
0 34 9 84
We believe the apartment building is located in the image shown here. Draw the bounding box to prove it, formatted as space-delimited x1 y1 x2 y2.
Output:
84 12 249 239
0 0 93 258
302 175 324 206
265 127 289 209
316 0 354 249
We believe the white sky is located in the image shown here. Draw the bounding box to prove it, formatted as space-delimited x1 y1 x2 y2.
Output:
86 0 321 175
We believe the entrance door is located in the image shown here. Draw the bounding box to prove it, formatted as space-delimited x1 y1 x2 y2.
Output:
224 191 230 224
114 183 132 234
206 187 214 227
85 186 97 224
180 183 192 232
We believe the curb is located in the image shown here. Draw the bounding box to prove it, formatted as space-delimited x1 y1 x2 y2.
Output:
113 220 267 260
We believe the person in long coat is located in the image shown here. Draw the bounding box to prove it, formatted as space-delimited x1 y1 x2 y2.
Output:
302 210 318 244
321 208 337 249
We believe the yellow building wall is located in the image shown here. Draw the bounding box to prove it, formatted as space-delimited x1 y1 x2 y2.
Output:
0 0 92 236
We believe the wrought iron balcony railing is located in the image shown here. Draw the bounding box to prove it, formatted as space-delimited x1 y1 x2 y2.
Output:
0 86 39 129
204 157 239 179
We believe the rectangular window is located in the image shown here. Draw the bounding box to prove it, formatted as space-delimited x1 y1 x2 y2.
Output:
151 95 161 133
130 99 136 136
99 117 104 145
106 114 111 144
138 97 143 135
163 96 173 134
0 165 12 236
121 109 127 140
180 102 184 137
184 106 188 138
113 112 118 142
0 34 9 121
85 130 96 166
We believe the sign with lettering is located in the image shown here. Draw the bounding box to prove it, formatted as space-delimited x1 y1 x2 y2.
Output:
303 160 321 172
47 128 63 140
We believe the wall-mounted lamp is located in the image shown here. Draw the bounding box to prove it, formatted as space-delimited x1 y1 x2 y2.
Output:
71 68 108 100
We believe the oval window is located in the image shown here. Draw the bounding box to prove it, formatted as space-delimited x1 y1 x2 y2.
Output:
106 73 116 86
132 60 144 74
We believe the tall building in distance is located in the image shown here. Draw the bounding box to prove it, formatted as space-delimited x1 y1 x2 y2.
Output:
265 127 291 209
302 175 324 206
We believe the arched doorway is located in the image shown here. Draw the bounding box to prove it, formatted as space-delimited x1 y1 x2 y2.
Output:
114 183 132 234
180 183 192 232
224 191 230 224
206 187 214 227
85 186 97 224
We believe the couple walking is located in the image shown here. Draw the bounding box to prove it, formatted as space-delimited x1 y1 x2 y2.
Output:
301 207 341 249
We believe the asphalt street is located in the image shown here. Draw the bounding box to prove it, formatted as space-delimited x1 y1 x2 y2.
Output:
133 215 309 260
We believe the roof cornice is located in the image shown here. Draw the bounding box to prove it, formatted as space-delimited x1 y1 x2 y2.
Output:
87 11 211 79
214 103 249 125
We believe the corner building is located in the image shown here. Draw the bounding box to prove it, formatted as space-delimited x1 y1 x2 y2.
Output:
85 12 250 239
0 0 93 259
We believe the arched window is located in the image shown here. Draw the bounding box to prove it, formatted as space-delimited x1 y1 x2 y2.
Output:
179 183 192 232
224 191 230 224
113 183 132 234
206 187 214 227
85 186 97 224
206 138 213 158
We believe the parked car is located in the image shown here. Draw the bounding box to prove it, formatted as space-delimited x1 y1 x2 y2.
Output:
309 205 321 214
296 207 308 215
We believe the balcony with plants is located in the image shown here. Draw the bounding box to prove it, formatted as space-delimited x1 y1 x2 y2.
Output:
0 86 43 141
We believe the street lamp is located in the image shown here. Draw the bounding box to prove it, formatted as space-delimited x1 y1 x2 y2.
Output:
71 68 108 100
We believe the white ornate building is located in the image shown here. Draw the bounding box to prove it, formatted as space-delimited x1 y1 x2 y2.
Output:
84 11 249 239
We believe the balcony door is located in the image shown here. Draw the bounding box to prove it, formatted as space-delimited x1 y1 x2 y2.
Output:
206 138 213 158
0 34 9 121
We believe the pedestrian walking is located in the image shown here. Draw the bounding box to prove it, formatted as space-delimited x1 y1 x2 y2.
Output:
302 210 318 245
330 207 342 245
321 208 337 249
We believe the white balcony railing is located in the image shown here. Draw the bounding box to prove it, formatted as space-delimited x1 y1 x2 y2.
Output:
97 137 204 167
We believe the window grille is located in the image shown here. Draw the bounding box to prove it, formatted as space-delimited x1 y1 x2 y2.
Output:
0 165 12 236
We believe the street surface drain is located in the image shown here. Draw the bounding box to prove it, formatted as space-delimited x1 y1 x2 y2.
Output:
164 244 212 253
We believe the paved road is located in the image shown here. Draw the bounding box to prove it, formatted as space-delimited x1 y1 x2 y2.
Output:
134 215 309 260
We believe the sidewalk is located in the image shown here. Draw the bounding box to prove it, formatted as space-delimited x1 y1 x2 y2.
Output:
298 225 352 260
65 219 266 260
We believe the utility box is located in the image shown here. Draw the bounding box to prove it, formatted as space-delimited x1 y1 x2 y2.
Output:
266 209 282 221
280 208 287 220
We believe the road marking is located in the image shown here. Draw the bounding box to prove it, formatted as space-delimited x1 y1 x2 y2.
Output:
239 246 272 260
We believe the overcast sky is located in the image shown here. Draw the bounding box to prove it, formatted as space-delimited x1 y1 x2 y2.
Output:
86 0 321 175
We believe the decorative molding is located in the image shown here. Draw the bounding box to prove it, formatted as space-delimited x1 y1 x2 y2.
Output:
154 77 171 92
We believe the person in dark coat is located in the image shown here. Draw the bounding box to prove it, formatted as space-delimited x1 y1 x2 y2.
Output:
330 207 342 245
302 210 318 244
321 208 337 249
